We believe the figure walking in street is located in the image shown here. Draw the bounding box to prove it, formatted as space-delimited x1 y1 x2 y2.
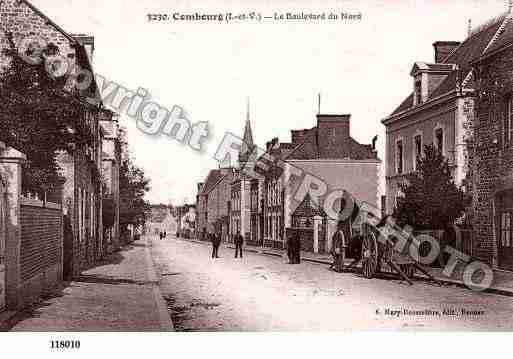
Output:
331 221 347 273
211 232 221 258
234 231 244 258
164 231 167 238
159 231 163 240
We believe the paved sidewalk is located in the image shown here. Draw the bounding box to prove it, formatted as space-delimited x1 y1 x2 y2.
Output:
3 237 173 332
179 236 513 296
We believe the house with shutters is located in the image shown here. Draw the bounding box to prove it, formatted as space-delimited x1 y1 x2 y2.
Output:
381 12 513 218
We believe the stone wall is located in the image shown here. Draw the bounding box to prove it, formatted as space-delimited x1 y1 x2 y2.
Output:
472 45 513 268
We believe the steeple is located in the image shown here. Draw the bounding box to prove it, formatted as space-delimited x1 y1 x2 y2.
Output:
239 97 255 167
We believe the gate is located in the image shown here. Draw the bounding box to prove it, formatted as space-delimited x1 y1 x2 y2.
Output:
0 179 6 311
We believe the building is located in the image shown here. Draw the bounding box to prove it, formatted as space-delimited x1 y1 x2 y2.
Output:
0 0 114 309
230 103 260 244
175 204 196 238
261 114 381 251
470 10 513 271
381 14 513 216
101 113 121 253
146 205 175 236
196 168 234 240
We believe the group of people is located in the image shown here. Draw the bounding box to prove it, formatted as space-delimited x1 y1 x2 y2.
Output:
205 221 349 272
159 231 167 240
209 231 244 259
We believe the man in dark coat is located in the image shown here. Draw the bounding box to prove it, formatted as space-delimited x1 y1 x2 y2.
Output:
234 231 244 258
288 232 301 264
211 232 220 258
331 222 347 272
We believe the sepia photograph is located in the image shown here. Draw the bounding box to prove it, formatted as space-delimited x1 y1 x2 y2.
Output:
1 0 513 356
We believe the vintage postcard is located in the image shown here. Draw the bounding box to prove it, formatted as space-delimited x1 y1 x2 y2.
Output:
1 0 513 351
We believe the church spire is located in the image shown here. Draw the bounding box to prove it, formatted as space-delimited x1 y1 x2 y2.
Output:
239 97 255 166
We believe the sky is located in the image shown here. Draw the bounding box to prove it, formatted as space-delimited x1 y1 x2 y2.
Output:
29 0 508 205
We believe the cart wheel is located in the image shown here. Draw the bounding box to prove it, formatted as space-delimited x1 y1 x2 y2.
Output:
400 264 415 278
361 232 378 278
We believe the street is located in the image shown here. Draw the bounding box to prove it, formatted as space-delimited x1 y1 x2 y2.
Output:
151 236 513 331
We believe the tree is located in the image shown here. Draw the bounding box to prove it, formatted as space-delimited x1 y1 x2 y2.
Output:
119 156 151 231
0 32 93 195
393 144 470 230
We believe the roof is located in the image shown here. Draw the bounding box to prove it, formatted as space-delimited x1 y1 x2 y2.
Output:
477 16 513 59
199 169 223 195
390 13 509 116
285 127 377 161
292 193 326 218
21 0 103 106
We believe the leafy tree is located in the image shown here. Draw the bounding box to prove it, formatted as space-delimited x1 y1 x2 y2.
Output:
393 144 470 230
0 32 93 195
119 157 151 234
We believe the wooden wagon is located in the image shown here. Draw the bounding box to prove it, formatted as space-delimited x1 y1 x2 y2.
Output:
345 211 439 285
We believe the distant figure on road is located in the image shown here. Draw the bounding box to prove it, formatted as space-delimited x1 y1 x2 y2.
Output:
159 232 163 240
211 232 221 258
234 231 244 258
164 231 167 238
331 221 347 273
287 232 301 264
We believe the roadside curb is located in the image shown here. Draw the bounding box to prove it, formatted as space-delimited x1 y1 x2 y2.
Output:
144 238 174 331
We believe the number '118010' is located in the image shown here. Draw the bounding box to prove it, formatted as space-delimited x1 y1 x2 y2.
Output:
50 340 80 349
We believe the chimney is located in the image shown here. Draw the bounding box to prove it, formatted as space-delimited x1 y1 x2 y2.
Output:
316 114 350 139
316 114 351 158
433 41 460 63
72 34 95 62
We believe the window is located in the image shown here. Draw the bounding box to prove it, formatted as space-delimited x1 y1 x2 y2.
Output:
435 128 444 155
415 80 422 105
396 140 404 174
505 97 513 146
501 213 511 248
414 134 422 170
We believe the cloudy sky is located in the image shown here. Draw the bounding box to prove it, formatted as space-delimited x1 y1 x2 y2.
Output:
31 0 507 205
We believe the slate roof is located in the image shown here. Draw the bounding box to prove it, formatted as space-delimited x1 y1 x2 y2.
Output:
390 14 509 116
285 127 377 161
481 16 513 55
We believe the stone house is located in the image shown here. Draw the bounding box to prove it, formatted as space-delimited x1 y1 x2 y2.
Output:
381 14 513 216
0 0 110 279
470 11 513 271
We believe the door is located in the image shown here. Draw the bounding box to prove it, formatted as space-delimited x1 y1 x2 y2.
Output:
0 181 6 311
496 191 513 271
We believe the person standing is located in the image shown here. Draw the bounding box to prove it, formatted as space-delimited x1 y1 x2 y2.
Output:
331 222 347 272
234 231 244 258
287 232 301 264
210 232 220 258
294 233 301 264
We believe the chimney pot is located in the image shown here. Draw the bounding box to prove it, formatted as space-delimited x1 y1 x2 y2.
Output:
433 41 460 63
